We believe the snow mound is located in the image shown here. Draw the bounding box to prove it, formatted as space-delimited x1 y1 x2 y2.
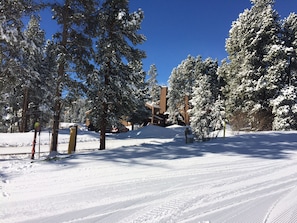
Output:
118 125 181 139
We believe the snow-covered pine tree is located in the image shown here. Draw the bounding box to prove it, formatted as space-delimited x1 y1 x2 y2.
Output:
203 58 220 99
147 64 160 103
223 0 284 130
49 0 96 155
87 0 146 150
210 95 225 134
41 40 59 127
270 13 297 130
126 61 149 129
167 67 182 124
270 86 297 130
167 55 200 124
203 58 224 135
0 0 40 129
189 58 222 141
282 13 297 87
189 74 213 141
146 64 160 125
61 98 89 124
20 15 46 132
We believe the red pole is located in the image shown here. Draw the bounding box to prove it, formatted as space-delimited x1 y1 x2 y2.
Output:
31 129 37 159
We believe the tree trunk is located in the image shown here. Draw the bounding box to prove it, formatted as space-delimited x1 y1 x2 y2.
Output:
49 0 69 156
151 104 154 124
99 73 109 150
99 103 107 150
184 95 189 125
50 103 61 154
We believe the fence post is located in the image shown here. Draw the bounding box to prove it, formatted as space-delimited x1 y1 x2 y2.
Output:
68 125 78 154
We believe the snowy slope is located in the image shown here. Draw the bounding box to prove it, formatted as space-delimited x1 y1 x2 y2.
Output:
1 125 297 223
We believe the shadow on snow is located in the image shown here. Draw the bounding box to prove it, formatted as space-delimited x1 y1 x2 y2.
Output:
55 130 297 168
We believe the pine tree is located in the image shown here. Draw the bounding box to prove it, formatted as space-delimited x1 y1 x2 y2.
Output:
189 75 213 141
222 0 284 130
270 86 297 130
49 0 96 156
167 67 183 124
0 0 41 130
167 55 200 124
61 98 88 124
210 95 225 134
270 13 297 130
146 64 160 125
203 58 220 99
41 40 59 127
283 13 297 86
189 58 222 140
127 61 149 129
20 15 46 132
147 64 160 103
87 0 146 150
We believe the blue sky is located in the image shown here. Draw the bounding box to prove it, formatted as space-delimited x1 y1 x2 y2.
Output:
39 0 296 85
128 0 296 85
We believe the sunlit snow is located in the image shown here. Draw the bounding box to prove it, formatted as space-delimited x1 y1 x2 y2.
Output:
1 125 297 222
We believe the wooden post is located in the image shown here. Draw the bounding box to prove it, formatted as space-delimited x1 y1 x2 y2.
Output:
159 87 167 114
68 125 78 154
31 121 40 159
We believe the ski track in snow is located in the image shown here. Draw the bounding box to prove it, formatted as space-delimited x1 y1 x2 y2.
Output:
1 126 297 223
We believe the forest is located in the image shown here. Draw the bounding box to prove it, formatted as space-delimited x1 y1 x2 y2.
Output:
1 0 297 150
166 0 297 140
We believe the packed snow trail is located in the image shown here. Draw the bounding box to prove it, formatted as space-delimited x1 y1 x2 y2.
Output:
1 126 297 222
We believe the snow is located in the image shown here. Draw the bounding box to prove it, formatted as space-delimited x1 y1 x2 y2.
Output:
117 11 126 20
1 125 297 223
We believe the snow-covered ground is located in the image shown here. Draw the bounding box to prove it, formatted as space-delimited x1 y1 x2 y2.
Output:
1 125 297 223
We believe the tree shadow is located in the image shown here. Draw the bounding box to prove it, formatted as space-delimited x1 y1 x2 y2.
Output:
198 132 297 159
0 171 8 182
43 131 297 168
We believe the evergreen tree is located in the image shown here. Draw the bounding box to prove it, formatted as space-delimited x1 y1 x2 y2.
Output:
167 55 200 124
167 67 183 124
41 40 59 128
270 13 297 130
127 61 150 129
20 15 46 132
49 0 95 155
87 0 146 150
270 86 297 130
61 98 88 124
147 64 160 103
189 58 222 140
189 74 213 140
282 13 297 86
202 58 220 99
0 0 40 129
210 95 225 133
222 0 284 130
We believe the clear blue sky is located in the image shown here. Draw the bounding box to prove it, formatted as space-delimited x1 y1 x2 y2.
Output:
39 0 296 85
128 0 296 85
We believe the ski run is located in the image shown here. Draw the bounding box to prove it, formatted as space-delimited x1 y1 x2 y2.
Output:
1 125 297 223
